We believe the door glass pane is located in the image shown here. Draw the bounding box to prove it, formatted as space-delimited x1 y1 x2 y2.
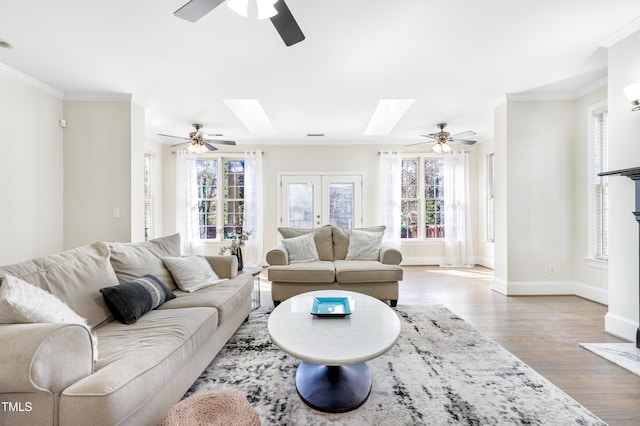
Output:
329 183 354 228
288 183 314 228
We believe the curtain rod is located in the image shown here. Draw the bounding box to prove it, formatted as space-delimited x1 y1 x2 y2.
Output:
170 150 264 155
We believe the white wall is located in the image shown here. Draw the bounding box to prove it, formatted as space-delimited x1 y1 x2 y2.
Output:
492 93 610 303
63 99 146 249
493 102 508 289
161 143 488 265
0 69 64 264
573 86 609 295
605 29 640 341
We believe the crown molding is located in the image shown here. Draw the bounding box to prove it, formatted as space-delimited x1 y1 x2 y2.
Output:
0 62 63 99
505 76 608 102
574 76 608 98
599 16 640 48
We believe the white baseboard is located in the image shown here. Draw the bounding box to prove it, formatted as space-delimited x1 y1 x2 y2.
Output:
474 256 494 269
491 278 507 295
400 256 494 268
400 256 444 266
605 312 638 342
492 280 608 305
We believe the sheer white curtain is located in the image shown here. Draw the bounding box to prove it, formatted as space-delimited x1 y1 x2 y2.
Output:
175 150 199 255
378 151 403 248
441 150 474 267
242 150 263 267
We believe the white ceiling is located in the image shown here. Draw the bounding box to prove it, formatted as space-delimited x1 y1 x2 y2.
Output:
1 0 640 146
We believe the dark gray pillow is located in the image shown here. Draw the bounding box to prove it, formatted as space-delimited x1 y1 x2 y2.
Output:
100 275 175 325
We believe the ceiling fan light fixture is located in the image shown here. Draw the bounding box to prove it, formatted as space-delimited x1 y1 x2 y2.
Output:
187 142 206 154
227 0 249 17
432 142 451 153
623 83 640 111
257 0 278 19
227 0 278 19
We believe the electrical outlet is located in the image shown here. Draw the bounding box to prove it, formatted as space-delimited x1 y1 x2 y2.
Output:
548 264 556 275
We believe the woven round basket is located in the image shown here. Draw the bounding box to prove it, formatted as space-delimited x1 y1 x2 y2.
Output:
160 390 260 426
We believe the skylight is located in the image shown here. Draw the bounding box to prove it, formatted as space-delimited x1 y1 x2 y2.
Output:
364 99 415 136
223 99 276 135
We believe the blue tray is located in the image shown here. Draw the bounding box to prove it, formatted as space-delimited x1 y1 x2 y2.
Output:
311 297 351 317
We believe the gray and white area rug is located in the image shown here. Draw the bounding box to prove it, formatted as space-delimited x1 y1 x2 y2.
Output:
185 305 605 425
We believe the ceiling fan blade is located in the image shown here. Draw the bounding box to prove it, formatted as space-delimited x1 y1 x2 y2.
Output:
451 130 477 139
420 134 437 139
204 142 219 151
406 141 434 147
170 141 192 147
453 139 477 145
158 133 190 140
205 139 236 146
174 0 225 22
270 0 305 46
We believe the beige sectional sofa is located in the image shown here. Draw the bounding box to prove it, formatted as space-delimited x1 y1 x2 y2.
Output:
267 225 403 306
0 233 253 426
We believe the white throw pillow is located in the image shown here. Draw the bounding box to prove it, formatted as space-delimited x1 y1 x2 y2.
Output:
281 232 320 263
162 256 227 292
0 274 99 362
345 229 385 260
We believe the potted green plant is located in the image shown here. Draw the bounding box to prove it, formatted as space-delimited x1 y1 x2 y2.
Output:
218 230 252 271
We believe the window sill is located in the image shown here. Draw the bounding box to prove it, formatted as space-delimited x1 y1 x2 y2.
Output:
400 239 444 245
585 257 608 270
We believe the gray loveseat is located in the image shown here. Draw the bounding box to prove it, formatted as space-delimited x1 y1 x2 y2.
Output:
0 233 253 426
267 225 403 306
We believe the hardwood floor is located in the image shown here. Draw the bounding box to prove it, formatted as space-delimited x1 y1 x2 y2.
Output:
257 265 640 425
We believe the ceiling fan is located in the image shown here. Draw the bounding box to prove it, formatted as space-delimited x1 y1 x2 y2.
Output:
407 123 477 153
174 0 305 46
159 123 236 153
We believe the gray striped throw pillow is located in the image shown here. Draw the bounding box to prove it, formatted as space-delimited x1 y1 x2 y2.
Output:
281 232 320 263
345 229 385 260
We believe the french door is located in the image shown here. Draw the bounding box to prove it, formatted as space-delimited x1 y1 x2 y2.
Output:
280 174 363 228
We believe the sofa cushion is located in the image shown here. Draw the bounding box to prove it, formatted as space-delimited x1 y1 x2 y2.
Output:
268 261 336 283
0 242 118 328
61 307 217 425
346 230 385 260
0 274 99 362
163 256 227 293
278 225 334 261
332 226 386 260
158 275 253 325
281 232 320 263
100 275 176 325
109 233 181 290
334 260 403 283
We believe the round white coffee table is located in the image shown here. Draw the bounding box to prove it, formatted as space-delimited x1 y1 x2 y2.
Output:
267 290 401 413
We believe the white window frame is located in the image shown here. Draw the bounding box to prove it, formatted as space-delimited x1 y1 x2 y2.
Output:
143 152 153 241
486 152 495 243
400 153 445 242
586 101 608 267
196 154 245 243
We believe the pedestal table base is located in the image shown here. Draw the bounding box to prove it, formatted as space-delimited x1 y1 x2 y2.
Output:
295 362 372 413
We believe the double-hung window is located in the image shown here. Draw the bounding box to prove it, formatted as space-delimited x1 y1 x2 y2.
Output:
143 153 153 241
592 107 608 260
486 152 495 243
401 156 444 239
196 157 245 241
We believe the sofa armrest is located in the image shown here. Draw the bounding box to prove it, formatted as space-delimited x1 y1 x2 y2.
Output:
204 255 238 279
379 246 402 265
266 245 289 266
0 323 94 394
